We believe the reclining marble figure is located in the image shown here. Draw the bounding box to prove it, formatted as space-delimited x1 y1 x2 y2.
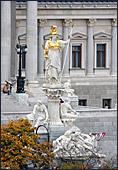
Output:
26 100 49 128
53 127 106 158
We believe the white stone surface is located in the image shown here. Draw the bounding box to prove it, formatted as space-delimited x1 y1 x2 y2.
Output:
60 98 79 126
13 93 28 105
26 100 49 128
44 26 71 86
43 87 64 126
1 1 11 82
53 125 106 158
26 1 37 82
111 19 117 75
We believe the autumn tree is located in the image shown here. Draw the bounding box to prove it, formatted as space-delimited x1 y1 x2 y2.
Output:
1 118 55 169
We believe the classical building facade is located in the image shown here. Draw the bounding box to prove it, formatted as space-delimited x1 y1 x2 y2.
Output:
1 1 117 108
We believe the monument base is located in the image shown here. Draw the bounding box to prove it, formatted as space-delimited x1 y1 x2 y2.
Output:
49 125 68 143
13 93 28 105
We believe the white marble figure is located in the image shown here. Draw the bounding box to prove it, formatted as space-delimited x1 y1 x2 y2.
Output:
26 100 49 128
44 25 72 86
53 130 72 158
60 98 79 126
53 127 106 158
63 79 75 96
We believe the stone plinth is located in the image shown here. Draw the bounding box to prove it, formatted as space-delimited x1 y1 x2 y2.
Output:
43 86 64 126
13 93 28 105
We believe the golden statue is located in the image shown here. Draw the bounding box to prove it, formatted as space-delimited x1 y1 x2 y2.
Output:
43 25 73 85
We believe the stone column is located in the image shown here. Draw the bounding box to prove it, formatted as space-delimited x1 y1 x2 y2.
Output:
62 19 72 76
87 19 96 75
26 1 38 85
1 1 11 83
111 19 117 75
43 87 63 126
11 1 16 78
38 19 47 76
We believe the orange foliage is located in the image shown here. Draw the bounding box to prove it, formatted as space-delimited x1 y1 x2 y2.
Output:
1 118 55 169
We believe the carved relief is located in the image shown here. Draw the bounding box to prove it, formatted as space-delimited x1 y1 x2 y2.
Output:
112 18 117 26
53 126 106 158
63 19 72 27
16 19 22 27
94 32 112 40
38 19 47 27
87 19 96 26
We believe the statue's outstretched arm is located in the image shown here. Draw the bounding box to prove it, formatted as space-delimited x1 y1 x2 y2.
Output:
60 39 70 45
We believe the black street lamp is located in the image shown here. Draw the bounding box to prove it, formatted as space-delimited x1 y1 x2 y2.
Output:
15 44 28 93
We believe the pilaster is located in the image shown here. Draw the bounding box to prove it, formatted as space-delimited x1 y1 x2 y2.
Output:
11 1 16 78
62 19 72 76
38 19 47 76
111 19 117 75
86 19 96 75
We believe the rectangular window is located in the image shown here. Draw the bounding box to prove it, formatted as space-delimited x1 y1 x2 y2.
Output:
72 46 81 68
97 44 106 68
79 99 87 106
103 99 111 109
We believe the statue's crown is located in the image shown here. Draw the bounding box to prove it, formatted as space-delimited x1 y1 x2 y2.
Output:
50 25 58 35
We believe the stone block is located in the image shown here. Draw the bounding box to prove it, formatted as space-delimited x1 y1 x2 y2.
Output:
83 127 90 133
99 117 109 122
76 117 90 122
113 131 117 136
13 93 28 105
89 117 99 122
102 136 117 141
89 126 101 132
113 121 117 126
94 122 104 127
104 122 112 126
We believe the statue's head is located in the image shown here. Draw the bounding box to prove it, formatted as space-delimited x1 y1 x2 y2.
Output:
64 130 71 137
50 25 58 35
37 100 42 105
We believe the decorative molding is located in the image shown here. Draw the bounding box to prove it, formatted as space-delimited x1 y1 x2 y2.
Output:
16 19 22 27
44 33 63 40
71 32 87 40
94 32 112 40
87 19 96 26
112 18 117 26
43 88 63 100
63 19 72 27
38 19 47 27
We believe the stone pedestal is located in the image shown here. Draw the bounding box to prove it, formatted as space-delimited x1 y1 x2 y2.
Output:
49 126 68 143
43 86 64 126
13 93 28 105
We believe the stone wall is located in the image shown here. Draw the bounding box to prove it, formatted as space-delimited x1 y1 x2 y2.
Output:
75 109 117 160
1 108 117 160
72 84 117 109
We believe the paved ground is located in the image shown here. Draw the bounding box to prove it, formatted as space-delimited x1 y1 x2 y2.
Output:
1 92 33 113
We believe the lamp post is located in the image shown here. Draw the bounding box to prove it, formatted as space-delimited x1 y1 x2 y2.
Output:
15 44 28 93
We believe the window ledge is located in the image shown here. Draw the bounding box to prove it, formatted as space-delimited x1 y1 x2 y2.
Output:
70 68 85 70
94 68 109 70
